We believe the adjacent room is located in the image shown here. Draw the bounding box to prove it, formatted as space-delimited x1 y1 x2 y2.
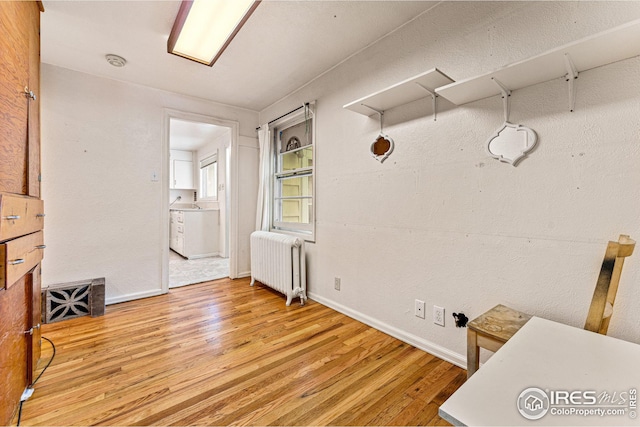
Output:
168 116 231 288
1 1 640 426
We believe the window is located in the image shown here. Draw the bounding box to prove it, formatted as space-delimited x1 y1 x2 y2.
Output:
271 106 315 240
200 154 218 200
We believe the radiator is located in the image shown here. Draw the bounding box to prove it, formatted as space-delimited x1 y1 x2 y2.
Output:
250 231 307 306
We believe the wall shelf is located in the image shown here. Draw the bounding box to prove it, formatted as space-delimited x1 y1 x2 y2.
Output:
343 68 454 116
436 18 640 106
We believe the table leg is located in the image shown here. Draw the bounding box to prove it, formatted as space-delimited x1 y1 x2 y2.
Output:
467 329 480 379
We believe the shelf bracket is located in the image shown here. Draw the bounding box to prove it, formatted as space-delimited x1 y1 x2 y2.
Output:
564 53 579 112
360 103 384 116
361 103 385 133
491 77 512 122
414 82 438 121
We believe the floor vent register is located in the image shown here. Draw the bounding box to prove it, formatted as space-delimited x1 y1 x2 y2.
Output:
41 277 105 323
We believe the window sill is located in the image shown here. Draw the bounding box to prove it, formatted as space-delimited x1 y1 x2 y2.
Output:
270 228 315 244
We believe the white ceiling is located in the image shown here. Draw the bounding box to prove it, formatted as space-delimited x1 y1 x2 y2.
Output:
40 0 439 112
170 118 230 151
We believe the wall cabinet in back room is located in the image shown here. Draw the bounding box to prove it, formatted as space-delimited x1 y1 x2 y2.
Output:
170 149 195 190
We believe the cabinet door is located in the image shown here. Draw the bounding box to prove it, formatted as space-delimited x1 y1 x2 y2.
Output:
0 276 29 426
27 4 41 198
27 264 41 384
173 159 194 189
169 214 177 250
0 2 31 195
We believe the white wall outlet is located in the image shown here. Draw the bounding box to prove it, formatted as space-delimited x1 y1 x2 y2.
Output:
433 305 445 326
334 277 341 291
415 299 426 319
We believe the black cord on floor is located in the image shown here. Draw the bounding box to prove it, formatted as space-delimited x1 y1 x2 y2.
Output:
16 402 23 427
16 336 56 426
32 336 56 386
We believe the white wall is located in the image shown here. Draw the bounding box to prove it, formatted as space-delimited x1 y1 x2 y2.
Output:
259 2 640 366
197 130 231 254
235 136 259 277
41 64 259 303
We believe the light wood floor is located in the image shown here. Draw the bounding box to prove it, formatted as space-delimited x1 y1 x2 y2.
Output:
20 278 464 426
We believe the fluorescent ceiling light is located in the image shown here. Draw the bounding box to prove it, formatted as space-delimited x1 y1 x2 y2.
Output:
168 0 260 66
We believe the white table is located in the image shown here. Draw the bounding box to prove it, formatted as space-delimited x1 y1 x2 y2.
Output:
439 317 640 426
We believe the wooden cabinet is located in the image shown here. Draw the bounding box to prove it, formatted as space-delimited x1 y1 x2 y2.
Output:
0 1 44 425
0 1 41 198
1 230 45 290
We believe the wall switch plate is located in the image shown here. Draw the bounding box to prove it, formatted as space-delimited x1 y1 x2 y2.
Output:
415 299 426 319
334 277 341 291
433 305 445 326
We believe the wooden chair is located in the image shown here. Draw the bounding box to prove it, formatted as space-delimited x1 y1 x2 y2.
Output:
466 234 635 378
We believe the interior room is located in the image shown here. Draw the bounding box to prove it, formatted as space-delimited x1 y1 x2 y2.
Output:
1 1 640 426
168 117 230 287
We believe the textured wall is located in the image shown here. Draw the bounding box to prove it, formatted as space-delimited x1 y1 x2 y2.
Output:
259 2 640 365
41 64 258 303
196 130 230 254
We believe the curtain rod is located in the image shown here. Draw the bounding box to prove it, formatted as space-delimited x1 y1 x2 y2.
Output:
256 102 309 131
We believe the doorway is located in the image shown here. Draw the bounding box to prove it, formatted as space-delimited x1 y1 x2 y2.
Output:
162 110 237 292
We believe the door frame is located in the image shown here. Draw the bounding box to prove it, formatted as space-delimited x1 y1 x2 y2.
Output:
161 109 240 294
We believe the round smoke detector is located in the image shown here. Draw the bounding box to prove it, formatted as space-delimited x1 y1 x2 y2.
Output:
105 54 127 67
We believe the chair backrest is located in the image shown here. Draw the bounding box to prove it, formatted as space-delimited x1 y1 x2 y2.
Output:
584 234 635 335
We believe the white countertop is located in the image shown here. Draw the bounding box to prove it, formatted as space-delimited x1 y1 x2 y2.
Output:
439 317 640 426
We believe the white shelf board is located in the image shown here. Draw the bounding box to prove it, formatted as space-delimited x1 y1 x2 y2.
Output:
343 68 454 116
436 18 640 106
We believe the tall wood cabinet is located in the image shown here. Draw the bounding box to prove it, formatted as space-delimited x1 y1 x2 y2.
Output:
0 1 45 425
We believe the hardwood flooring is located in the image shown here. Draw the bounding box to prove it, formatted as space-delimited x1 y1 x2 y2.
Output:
19 278 464 426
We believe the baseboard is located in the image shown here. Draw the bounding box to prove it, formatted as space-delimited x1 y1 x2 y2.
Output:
106 288 165 305
236 271 251 279
186 252 221 260
308 292 466 369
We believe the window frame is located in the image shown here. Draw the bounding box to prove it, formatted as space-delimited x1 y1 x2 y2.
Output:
270 105 316 242
199 154 218 201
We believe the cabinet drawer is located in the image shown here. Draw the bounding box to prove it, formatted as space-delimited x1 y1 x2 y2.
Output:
0 193 44 242
0 231 44 290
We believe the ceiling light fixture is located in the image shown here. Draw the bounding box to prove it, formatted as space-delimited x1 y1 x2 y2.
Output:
167 0 261 67
105 54 127 67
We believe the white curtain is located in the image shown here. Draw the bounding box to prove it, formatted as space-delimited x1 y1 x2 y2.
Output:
256 125 271 231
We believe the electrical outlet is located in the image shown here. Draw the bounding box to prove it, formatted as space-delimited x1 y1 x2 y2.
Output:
415 299 426 319
334 277 341 291
433 305 445 326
